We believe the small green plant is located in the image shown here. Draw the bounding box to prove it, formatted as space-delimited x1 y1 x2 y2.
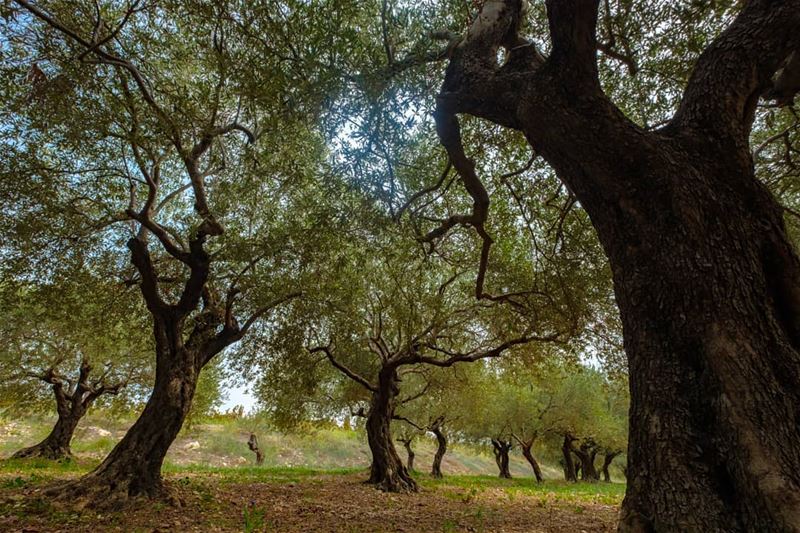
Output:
2 476 28 488
462 487 478 504
242 500 267 532
441 519 458 532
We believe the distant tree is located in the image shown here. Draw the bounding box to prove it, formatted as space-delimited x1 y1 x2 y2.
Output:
0 273 150 460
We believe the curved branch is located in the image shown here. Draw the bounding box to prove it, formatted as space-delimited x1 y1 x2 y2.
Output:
310 346 378 392
675 0 800 136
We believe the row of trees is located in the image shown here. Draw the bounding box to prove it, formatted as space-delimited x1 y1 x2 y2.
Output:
388 363 628 484
1 0 798 530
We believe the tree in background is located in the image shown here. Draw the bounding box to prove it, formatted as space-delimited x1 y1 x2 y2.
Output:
0 271 151 460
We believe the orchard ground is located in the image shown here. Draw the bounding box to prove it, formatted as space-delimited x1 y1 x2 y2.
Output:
0 416 624 532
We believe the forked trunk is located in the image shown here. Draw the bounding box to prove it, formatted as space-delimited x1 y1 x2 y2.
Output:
572 441 600 482
601 452 620 483
491 439 512 479
398 438 415 472
430 424 447 479
365 368 417 492
12 411 82 460
562 434 577 483
520 440 543 483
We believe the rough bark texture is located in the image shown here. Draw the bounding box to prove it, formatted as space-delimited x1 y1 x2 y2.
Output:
12 411 81 460
43 235 253 508
434 1 800 530
491 439 513 479
12 361 122 461
366 368 418 492
430 419 447 479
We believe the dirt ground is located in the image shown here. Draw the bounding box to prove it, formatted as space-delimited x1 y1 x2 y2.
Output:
0 471 620 532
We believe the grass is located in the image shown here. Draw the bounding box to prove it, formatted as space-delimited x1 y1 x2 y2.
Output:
0 457 624 532
2 414 592 478
0 415 626 532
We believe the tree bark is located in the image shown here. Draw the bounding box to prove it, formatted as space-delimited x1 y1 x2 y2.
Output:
601 451 620 483
562 434 577 483
248 433 264 465
491 439 513 479
42 236 242 508
430 421 447 479
12 410 82 460
365 367 417 492
55 328 201 505
434 1 800 529
519 439 544 483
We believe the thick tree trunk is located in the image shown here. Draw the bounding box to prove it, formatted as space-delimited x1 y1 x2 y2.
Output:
502 69 800 529
365 368 417 492
433 1 800 526
572 441 600 482
47 317 203 507
520 441 544 483
430 425 447 479
601 452 620 483
12 411 82 460
562 434 577 483
554 136 800 531
491 439 513 479
529 118 800 529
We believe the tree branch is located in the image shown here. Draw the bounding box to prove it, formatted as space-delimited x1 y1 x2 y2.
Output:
545 0 601 83
310 345 378 392
675 0 800 137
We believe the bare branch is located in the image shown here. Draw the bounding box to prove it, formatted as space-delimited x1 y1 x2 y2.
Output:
310 345 378 392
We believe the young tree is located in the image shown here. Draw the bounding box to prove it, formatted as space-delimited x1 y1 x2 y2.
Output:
399 1 800 527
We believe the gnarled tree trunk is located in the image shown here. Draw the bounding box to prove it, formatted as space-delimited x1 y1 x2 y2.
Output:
572 440 600 482
430 419 447 479
61 333 201 504
13 361 122 461
366 367 417 492
13 409 82 460
601 451 620 483
434 1 800 529
248 433 264 465
491 438 513 479
397 437 415 472
44 236 254 508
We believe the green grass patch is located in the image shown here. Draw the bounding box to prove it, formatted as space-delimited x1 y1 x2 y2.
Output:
419 474 625 505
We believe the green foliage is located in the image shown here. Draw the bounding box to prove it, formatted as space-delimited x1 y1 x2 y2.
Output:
242 501 267 533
